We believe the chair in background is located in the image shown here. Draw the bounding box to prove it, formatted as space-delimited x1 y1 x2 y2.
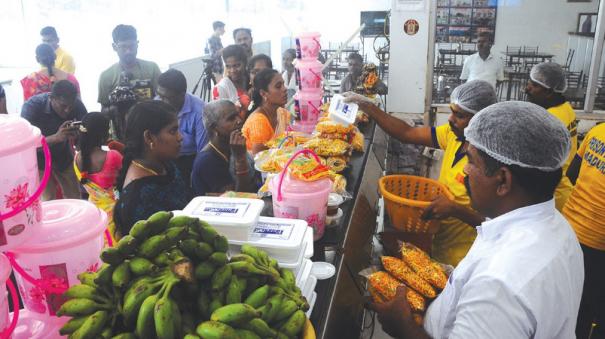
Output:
566 71 584 89
563 49 575 71
506 46 522 67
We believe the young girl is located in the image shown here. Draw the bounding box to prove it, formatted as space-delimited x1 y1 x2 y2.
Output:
74 112 122 244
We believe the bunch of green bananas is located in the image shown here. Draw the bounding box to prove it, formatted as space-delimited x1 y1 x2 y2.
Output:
59 211 311 339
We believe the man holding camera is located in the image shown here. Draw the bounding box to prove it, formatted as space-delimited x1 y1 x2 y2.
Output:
21 80 88 200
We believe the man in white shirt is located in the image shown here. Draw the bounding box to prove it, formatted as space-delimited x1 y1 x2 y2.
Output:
459 32 504 88
368 101 584 339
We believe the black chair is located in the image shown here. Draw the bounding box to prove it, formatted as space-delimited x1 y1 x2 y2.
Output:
563 49 575 71
566 71 584 89
506 46 522 67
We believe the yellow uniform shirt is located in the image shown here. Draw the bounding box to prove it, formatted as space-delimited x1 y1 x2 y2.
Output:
430 124 476 266
547 102 577 211
55 47 76 74
562 123 605 250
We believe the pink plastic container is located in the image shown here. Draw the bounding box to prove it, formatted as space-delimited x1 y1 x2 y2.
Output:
0 253 20 338
0 115 51 252
294 90 323 125
8 199 107 322
295 32 321 60
295 60 323 91
269 150 332 240
291 122 316 135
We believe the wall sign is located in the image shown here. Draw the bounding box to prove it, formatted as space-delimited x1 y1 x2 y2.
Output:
404 19 420 35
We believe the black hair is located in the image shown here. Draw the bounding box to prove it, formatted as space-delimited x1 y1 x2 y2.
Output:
347 52 363 63
77 112 109 183
250 68 279 112
477 148 562 203
222 44 248 64
50 80 78 101
213 21 225 30
248 54 273 71
40 26 58 38
158 69 187 94
233 27 252 40
478 31 494 43
114 100 177 194
284 48 296 59
36 43 56 77
112 24 137 43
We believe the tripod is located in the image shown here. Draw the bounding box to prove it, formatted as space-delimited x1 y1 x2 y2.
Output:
192 57 216 102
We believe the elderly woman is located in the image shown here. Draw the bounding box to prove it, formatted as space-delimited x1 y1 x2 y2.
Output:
113 100 190 237
21 43 80 100
191 100 259 196
242 68 289 155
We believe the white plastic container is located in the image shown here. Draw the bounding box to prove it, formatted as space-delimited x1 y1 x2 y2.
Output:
302 274 318 302
181 197 264 241
228 217 308 264
306 292 317 317
304 229 314 259
328 94 358 126
296 258 313 288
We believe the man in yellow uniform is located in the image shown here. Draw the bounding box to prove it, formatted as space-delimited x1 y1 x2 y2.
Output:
526 62 577 211
344 80 496 266
563 122 605 339
40 26 76 74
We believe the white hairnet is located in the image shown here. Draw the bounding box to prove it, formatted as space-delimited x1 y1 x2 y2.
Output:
529 62 567 93
450 80 497 114
464 101 571 171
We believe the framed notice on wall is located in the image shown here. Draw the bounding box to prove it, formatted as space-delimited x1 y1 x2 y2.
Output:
436 0 497 43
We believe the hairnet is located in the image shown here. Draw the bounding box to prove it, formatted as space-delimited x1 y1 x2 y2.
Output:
464 101 571 171
450 80 497 114
529 62 567 93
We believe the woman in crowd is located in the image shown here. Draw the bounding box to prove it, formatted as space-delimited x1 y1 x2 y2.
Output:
212 44 250 118
113 100 190 237
74 112 123 244
21 43 80 100
242 68 289 155
191 100 259 196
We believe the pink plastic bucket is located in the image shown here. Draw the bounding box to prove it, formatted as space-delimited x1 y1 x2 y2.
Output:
8 199 107 322
295 32 321 60
295 60 323 91
0 253 20 338
294 90 323 125
269 150 332 240
0 115 51 252
291 122 316 134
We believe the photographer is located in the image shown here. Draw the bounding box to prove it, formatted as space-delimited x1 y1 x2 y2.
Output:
21 80 88 200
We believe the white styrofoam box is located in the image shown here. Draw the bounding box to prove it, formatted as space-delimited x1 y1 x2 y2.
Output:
229 217 308 264
295 258 313 288
328 94 358 126
302 274 318 301
181 197 264 241
277 239 307 275
304 228 313 258
306 292 317 317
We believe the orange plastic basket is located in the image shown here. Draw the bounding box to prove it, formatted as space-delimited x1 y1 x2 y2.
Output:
379 175 454 233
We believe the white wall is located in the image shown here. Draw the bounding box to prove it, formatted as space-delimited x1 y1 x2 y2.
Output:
493 0 598 64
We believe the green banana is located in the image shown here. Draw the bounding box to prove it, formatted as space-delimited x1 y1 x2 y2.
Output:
184 334 201 339
263 293 283 323
138 234 171 258
154 297 177 339
70 310 108 339
135 294 158 338
198 223 218 243
280 268 296 288
235 329 262 339
195 261 216 280
112 261 131 289
225 276 241 304
129 220 151 240
280 310 306 337
146 210 173 234
179 238 199 258
122 282 162 326
208 252 228 266
154 252 171 266
274 298 299 322
213 235 229 252
197 289 211 319
245 277 262 296
77 271 98 288
211 265 232 291
129 257 158 276
196 321 239 339
100 327 113 338
56 298 107 317
58 316 88 335
165 226 189 242
269 258 279 269
230 253 256 263
111 333 136 339
241 244 270 266
244 284 270 308
228 261 276 279
100 247 125 265
171 298 182 338
94 264 114 286
63 284 108 304
210 303 260 325
275 331 291 339
195 242 214 261
116 235 139 255
167 214 197 229
208 291 224 315
241 318 277 338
